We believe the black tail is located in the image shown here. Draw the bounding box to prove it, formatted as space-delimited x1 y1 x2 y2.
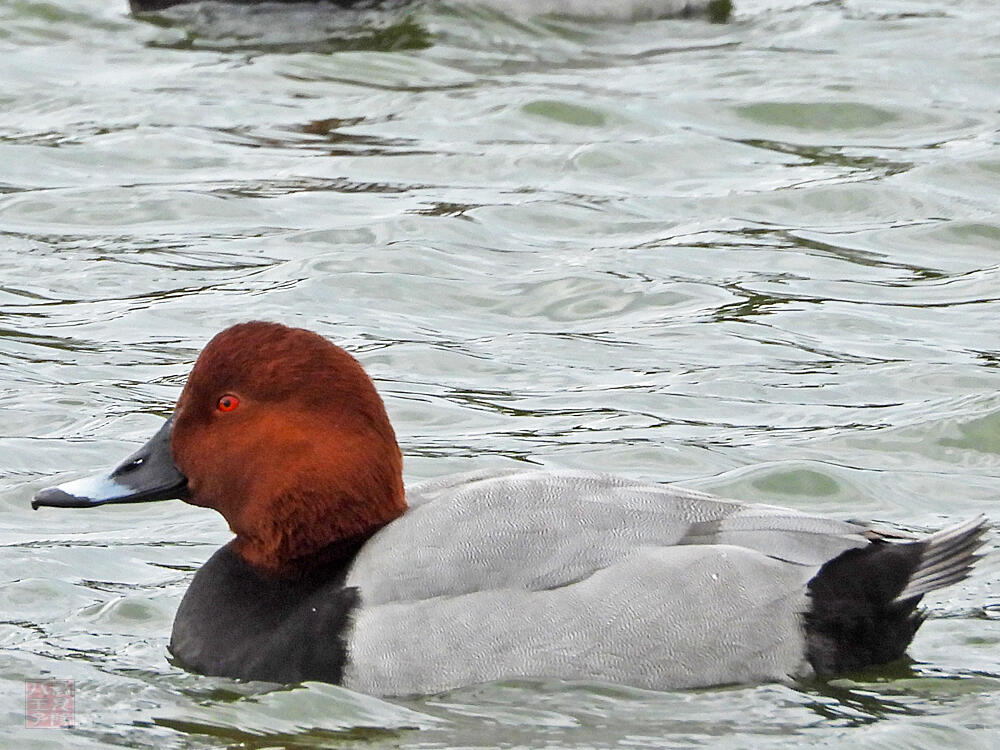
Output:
804 515 988 675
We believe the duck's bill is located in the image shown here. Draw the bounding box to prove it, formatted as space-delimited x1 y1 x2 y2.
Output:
32 417 188 509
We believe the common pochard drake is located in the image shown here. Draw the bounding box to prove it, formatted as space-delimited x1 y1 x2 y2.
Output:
33 322 988 695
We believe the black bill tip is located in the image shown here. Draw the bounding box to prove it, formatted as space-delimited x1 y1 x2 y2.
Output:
31 487 87 510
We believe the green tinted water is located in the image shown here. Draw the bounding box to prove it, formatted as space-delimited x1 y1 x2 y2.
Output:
1 0 999 747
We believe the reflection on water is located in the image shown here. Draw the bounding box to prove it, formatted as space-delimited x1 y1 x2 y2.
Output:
1 0 999 748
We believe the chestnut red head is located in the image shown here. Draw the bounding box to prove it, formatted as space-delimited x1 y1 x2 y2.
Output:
33 322 407 576
171 322 406 572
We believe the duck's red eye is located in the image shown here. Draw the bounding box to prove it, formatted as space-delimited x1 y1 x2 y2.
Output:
217 395 240 413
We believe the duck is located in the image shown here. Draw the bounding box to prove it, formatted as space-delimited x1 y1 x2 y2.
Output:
127 0 727 23
32 321 988 696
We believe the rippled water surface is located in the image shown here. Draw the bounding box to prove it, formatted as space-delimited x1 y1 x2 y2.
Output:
2 0 1000 747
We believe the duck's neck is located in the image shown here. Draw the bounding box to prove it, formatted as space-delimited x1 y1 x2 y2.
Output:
232 480 407 578
234 527 384 581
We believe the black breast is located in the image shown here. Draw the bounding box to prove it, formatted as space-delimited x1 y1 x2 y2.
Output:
168 543 359 684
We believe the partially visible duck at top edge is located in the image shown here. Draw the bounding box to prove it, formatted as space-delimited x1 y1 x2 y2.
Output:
33 322 988 696
128 0 729 24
